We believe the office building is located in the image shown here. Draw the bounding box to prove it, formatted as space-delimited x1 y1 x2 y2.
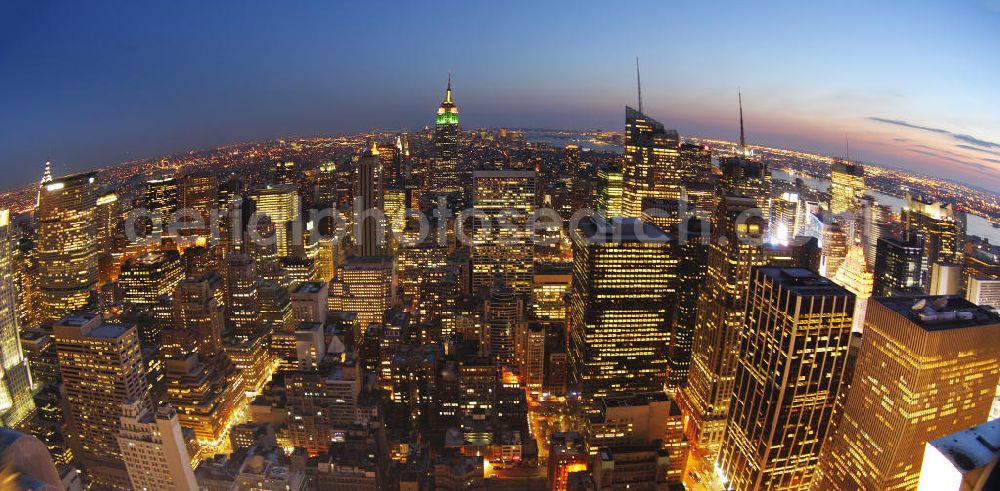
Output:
471 170 536 295
224 254 262 339
832 244 874 333
354 144 387 256
595 163 624 219
433 75 462 195
328 255 395 329
830 161 865 215
814 296 1000 490
667 217 708 391
967 276 1000 309
917 419 1000 491
143 175 179 236
568 216 677 408
680 196 767 455
54 313 151 489
903 194 960 286
251 184 301 258
0 210 34 427
930 262 963 295
873 236 924 296
118 401 199 491
119 251 183 312
36 172 100 321
718 268 855 490
621 106 681 217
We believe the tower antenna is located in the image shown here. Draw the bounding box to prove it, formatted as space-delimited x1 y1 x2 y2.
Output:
738 90 746 148
636 58 643 114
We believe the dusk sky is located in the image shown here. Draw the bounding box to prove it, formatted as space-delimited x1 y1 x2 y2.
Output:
2 0 999 192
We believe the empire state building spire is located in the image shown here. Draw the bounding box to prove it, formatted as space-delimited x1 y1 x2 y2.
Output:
41 161 52 185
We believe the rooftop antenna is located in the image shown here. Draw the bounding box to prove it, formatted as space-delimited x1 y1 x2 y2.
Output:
636 57 643 114
845 134 850 162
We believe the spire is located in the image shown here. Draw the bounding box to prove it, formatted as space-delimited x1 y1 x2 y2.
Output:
445 72 452 104
41 161 52 185
636 57 643 114
738 90 746 149
370 141 379 156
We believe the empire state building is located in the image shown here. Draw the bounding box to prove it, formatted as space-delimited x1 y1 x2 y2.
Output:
433 75 461 195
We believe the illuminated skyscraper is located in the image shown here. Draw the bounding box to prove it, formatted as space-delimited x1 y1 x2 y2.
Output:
814 296 1000 491
433 74 461 195
568 216 677 408
251 183 301 258
530 263 572 322
903 194 960 287
36 172 100 322
486 276 522 367
666 217 708 391
771 191 802 244
143 175 179 237
118 401 198 491
118 251 183 312
680 196 767 455
0 210 34 427
718 268 855 490
832 244 874 333
328 255 395 329
621 106 681 218
179 170 218 238
471 170 536 295
224 254 262 339
54 312 151 489
821 221 849 277
830 161 865 215
873 236 924 296
354 144 386 256
595 163 624 219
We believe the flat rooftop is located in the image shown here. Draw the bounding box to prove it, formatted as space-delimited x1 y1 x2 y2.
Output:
875 295 1000 331
577 216 671 244
760 267 851 297
293 281 326 294
928 419 1000 472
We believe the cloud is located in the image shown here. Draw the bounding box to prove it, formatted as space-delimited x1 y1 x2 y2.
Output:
956 144 1000 157
868 116 1000 150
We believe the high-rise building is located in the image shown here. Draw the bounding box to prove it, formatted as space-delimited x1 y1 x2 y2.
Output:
328 255 395 329
718 268 855 490
224 254 262 339
433 75 461 195
858 196 893 266
486 276 522 367
680 196 767 455
814 296 1000 490
530 263 572 322
621 106 681 218
354 144 387 256
770 191 802 245
118 401 199 491
595 163 624 219
568 216 677 408
830 161 865 215
667 217 708 391
0 210 34 427
179 171 218 237
873 236 924 296
471 170 536 295
821 221 849 277
832 244 874 333
118 251 183 312
966 276 1000 309
36 172 100 322
143 175 179 236
251 184 301 258
54 312 151 489
903 194 960 286
917 419 1000 491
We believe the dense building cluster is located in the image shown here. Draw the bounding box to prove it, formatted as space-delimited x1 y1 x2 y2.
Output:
0 78 998 491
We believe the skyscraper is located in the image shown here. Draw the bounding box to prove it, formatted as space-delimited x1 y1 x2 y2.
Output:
55 312 151 489
143 175 179 236
328 255 395 329
666 217 708 391
873 236 923 296
0 210 34 427
830 161 865 215
118 251 183 312
814 296 1000 490
354 143 386 257
433 74 461 195
224 254 262 339
595 163 624 219
680 196 767 455
471 170 536 295
568 216 677 409
718 268 855 490
903 194 960 287
36 172 100 322
118 401 199 491
621 106 681 218
251 183 301 258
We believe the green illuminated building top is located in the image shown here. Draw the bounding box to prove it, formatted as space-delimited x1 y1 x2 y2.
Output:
436 74 459 126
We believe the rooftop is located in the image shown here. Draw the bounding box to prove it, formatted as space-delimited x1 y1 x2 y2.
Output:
927 419 1000 472
875 295 1000 331
576 216 671 244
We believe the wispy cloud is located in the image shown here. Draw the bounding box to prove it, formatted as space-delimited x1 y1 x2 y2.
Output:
868 116 1000 151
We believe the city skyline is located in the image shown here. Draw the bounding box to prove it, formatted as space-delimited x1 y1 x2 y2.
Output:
3 1 1000 191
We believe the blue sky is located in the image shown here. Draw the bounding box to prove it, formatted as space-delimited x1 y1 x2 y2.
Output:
2 0 999 191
